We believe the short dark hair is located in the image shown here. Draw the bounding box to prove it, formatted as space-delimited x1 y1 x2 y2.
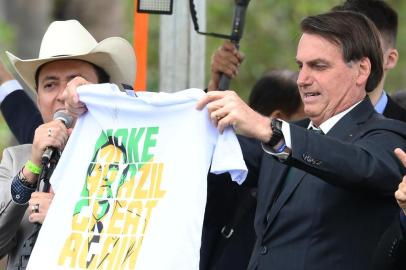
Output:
248 70 301 117
300 11 383 92
332 0 398 48
34 60 110 90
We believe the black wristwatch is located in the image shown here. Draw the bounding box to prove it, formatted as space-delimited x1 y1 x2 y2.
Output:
266 118 284 148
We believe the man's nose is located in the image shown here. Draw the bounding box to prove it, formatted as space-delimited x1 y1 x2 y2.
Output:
297 67 311 87
56 83 68 102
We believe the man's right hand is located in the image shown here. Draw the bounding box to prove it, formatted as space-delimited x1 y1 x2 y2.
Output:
62 76 92 118
394 148 406 215
25 120 69 185
207 40 244 91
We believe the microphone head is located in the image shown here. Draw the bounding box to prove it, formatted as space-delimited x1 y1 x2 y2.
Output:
53 111 74 128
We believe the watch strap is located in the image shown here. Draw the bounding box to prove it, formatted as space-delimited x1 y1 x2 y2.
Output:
266 118 284 148
18 168 37 189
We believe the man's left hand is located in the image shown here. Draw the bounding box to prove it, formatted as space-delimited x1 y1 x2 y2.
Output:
28 190 55 224
196 90 272 141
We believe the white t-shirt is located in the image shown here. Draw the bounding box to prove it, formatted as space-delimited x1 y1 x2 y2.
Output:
28 84 247 270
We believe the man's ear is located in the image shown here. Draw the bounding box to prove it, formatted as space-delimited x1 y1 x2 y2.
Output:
383 48 398 71
356 57 371 87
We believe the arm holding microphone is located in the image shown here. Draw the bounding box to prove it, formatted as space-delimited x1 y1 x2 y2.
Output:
22 116 70 190
217 0 250 90
11 112 72 223
208 40 245 91
0 111 72 257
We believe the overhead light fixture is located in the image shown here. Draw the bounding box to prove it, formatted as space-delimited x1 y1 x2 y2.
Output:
137 0 174 15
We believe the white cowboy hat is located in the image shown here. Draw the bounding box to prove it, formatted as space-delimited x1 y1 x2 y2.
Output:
6 19 136 92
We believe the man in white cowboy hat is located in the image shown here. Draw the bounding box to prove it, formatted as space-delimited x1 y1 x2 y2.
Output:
0 19 135 270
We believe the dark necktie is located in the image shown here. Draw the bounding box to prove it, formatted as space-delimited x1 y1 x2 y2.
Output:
309 126 324 135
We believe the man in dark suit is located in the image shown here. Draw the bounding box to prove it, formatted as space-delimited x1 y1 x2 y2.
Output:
333 0 406 122
197 11 406 270
202 2 406 269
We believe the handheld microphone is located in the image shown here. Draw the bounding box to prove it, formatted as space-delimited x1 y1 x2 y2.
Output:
41 111 73 164
218 0 250 90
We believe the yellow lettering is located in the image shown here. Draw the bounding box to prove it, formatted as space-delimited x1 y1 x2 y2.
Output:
122 200 143 235
153 163 166 199
134 163 150 199
58 232 83 268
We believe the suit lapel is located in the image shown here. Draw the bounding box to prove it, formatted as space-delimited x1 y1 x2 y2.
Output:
264 167 306 234
326 98 374 139
261 98 375 235
259 159 289 220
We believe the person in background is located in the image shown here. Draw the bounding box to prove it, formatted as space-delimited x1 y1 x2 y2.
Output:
248 70 304 121
333 0 406 122
0 19 135 270
391 90 406 110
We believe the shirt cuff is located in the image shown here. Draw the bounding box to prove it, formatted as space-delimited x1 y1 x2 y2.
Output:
11 174 36 205
400 210 406 233
281 120 292 148
0 80 23 103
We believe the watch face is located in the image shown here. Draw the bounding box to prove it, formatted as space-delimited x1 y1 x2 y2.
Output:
268 118 284 148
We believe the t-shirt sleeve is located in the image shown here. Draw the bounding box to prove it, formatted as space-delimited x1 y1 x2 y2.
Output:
210 127 247 185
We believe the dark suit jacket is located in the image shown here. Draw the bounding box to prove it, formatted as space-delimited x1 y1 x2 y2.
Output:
372 212 406 270
0 90 42 144
383 95 406 122
201 136 262 270
248 98 406 270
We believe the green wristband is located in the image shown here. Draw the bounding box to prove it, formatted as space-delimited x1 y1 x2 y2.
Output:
25 160 41 175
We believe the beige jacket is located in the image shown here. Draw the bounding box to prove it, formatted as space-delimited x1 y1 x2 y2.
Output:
0 144 34 270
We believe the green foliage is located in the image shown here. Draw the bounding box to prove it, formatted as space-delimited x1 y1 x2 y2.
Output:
0 19 15 49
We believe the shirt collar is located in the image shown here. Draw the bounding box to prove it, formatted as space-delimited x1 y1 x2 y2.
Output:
374 90 388 115
307 100 362 134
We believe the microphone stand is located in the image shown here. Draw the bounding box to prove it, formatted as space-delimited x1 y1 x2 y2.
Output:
218 0 250 91
189 0 251 90
18 150 61 269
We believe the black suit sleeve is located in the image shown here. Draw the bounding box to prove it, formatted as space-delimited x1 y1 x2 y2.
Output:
372 212 406 270
286 121 406 195
0 90 43 144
